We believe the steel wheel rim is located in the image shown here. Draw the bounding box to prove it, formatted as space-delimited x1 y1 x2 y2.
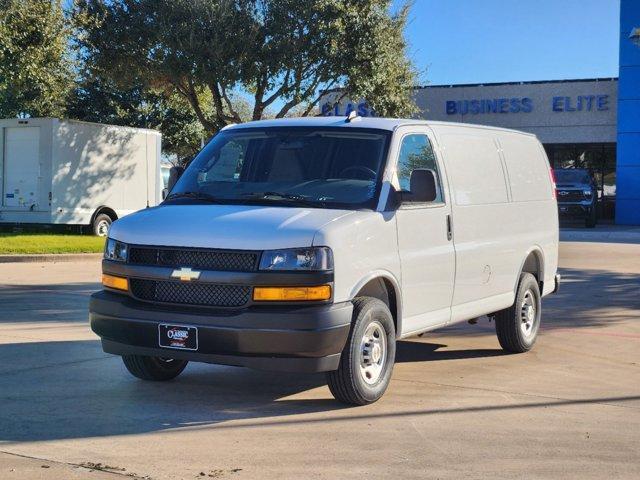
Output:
97 220 110 236
359 319 387 385
520 290 537 337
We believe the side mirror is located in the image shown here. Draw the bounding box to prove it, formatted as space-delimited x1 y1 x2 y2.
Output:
167 166 184 194
401 169 437 203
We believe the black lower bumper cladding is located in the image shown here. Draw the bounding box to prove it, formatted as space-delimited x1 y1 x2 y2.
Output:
90 290 353 373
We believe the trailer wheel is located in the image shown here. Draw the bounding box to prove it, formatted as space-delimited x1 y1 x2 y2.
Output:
92 213 112 237
326 297 396 405
122 355 188 381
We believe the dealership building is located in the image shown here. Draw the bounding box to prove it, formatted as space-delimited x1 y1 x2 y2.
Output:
321 0 640 225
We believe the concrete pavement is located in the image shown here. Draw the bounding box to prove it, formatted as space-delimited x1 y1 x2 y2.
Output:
0 242 638 479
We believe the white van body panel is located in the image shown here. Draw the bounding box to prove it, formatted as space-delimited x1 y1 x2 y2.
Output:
429 123 558 323
0 118 161 226
312 210 401 320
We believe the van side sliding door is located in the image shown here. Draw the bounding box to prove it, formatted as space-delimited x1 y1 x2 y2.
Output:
435 126 516 322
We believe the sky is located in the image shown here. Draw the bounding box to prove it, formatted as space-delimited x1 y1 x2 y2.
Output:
394 0 621 86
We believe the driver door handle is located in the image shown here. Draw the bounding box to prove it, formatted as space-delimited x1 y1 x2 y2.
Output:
446 214 453 241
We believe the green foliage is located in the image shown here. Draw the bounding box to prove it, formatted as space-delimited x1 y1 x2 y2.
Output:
67 72 207 161
0 0 73 118
73 0 418 134
335 1 418 118
0 0 418 156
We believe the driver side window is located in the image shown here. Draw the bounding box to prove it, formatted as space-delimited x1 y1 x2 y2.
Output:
397 134 443 203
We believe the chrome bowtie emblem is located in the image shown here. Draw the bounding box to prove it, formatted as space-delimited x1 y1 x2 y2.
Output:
171 267 201 282
559 191 569 196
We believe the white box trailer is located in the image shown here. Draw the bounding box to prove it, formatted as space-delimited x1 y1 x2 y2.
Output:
0 118 162 235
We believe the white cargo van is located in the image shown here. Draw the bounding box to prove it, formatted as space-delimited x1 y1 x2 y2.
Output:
0 118 162 235
90 116 559 405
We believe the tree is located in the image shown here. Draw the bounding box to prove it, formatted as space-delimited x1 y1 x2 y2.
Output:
73 0 417 136
0 0 73 117
67 70 209 161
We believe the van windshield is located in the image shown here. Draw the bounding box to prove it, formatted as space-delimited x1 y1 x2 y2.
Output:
167 127 391 210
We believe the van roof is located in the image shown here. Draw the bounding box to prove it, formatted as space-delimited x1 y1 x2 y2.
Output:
226 116 536 137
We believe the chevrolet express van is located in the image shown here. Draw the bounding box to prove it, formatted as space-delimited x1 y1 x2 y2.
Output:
90 116 560 405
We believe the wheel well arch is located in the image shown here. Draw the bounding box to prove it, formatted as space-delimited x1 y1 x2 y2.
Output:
91 206 118 225
351 273 402 337
519 248 545 292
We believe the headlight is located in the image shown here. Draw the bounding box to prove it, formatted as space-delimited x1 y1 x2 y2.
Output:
259 247 333 271
583 189 593 196
104 238 128 262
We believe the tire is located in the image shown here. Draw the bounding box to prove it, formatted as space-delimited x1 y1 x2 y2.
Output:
585 207 597 228
326 297 396 405
93 213 112 237
122 355 188 381
495 272 541 353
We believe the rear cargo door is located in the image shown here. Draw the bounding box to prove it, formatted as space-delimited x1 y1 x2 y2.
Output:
3 127 40 208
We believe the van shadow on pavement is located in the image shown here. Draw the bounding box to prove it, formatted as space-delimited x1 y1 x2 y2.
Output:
0 282 99 323
0 337 509 443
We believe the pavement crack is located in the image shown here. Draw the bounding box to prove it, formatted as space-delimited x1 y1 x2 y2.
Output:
0 449 153 479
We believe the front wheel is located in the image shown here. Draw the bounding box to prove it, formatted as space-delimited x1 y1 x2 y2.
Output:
494 272 541 353
122 355 188 381
326 297 396 405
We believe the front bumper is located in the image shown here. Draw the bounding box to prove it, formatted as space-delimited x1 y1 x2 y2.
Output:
90 290 352 373
557 203 594 218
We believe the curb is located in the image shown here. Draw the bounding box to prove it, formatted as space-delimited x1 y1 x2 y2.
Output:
560 229 640 244
0 253 103 264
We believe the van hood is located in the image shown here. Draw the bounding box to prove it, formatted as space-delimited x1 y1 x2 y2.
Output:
109 204 355 250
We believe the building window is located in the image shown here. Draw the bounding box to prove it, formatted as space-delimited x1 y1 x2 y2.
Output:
544 143 616 220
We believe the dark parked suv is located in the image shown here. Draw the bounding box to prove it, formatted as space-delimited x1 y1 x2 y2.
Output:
554 168 598 228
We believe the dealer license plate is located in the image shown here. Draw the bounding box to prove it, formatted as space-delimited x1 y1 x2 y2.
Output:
158 324 198 351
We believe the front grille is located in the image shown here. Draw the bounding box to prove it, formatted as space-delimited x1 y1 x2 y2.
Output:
128 246 258 272
130 279 251 307
557 190 587 202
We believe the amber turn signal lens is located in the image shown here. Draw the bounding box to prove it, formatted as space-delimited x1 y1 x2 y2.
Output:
102 274 128 291
253 285 331 302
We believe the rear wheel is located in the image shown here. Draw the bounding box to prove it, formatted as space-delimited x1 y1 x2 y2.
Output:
122 355 188 381
92 213 112 237
495 273 541 353
326 297 396 405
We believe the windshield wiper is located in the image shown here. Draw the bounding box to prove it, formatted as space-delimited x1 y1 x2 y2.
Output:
241 191 325 207
165 191 222 203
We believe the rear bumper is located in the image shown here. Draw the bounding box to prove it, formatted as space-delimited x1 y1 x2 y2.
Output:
90 290 352 373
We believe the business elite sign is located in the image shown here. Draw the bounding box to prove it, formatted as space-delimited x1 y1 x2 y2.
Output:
446 95 609 115
321 94 610 117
